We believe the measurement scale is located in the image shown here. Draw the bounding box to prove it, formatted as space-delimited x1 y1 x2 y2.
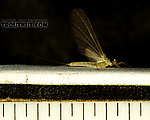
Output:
0 65 150 120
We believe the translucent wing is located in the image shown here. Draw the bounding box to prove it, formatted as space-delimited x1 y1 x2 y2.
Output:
85 49 105 62
70 8 106 61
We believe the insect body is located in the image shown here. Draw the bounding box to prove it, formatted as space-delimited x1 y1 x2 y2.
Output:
67 8 118 68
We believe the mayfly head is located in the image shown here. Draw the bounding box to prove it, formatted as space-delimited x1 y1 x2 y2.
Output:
111 59 119 67
103 57 112 66
112 59 117 64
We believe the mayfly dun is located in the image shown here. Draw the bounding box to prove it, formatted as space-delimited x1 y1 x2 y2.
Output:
67 8 120 68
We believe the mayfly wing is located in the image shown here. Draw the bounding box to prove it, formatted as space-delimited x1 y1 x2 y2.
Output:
85 49 104 62
70 8 106 61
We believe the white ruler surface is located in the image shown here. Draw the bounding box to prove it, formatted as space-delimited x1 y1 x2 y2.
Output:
0 65 150 85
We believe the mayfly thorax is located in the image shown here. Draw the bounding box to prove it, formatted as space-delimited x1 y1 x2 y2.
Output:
67 8 120 68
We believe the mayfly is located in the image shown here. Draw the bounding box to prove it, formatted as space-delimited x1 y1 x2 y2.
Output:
67 8 120 68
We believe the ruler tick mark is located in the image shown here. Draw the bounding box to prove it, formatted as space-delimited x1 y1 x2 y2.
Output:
25 103 27 117
60 103 62 120
106 103 107 120
37 103 39 120
140 103 142 116
94 103 96 116
117 103 119 116
3 103 4 117
71 103 73 116
48 103 50 117
83 103 84 120
128 103 130 120
14 104 16 120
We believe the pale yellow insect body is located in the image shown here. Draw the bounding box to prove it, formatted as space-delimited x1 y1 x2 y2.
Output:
68 58 113 68
68 8 119 68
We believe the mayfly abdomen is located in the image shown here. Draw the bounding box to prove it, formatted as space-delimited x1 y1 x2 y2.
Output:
67 62 109 68
67 62 96 68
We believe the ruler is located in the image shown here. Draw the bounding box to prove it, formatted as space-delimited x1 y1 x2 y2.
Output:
0 65 150 120
0 102 150 120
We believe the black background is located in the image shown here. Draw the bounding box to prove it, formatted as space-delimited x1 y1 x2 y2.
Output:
0 1 150 68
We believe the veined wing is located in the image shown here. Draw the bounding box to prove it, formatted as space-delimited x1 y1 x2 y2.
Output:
70 8 106 61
